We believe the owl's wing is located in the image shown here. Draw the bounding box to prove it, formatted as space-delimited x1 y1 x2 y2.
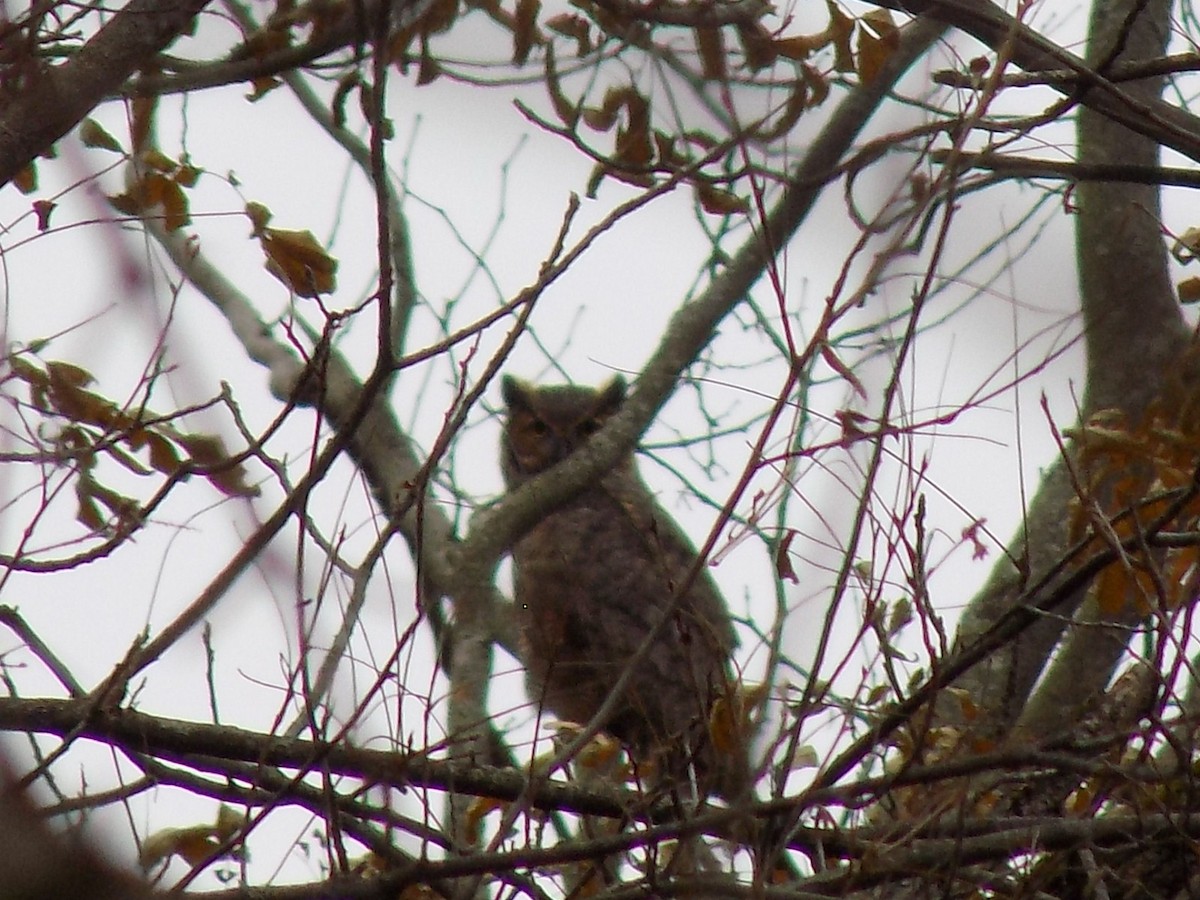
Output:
599 467 739 654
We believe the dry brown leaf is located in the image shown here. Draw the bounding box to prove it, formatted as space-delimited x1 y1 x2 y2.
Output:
544 47 579 127
827 0 855 72
775 529 799 583
260 228 338 297
856 8 899 84
545 13 592 53
33 199 55 231
80 119 123 153
513 0 542 64
736 20 777 69
1176 274 1200 303
13 163 37 194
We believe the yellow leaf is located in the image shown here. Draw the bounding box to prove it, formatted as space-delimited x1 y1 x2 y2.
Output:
175 830 222 865
695 182 747 216
1170 226 1200 263
142 148 177 173
108 190 143 216
464 796 504 844
786 744 820 770
80 119 123 153
177 432 261 498
159 178 191 231
214 805 242 840
945 686 980 722
887 595 913 636
139 825 220 869
139 808 244 870
75 489 106 532
1065 782 1096 815
147 432 183 474
1096 566 1132 614
709 682 765 754
575 731 623 772
46 360 93 389
245 201 272 235
130 96 156 154
139 827 183 870
174 164 202 188
246 76 282 101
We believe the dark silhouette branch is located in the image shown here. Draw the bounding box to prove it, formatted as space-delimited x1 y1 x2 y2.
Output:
869 0 1200 162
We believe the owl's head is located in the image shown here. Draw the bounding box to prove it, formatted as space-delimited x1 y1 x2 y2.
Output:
501 374 628 486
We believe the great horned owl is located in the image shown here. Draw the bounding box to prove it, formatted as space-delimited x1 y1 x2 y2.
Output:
501 374 748 800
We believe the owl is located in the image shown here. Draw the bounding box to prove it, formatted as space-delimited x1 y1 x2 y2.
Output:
501 374 749 801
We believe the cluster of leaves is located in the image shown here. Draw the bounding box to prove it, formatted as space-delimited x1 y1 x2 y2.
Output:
540 1 898 208
139 805 244 875
7 353 259 539
76 109 200 235
43 113 339 301
1065 348 1200 617
235 0 901 211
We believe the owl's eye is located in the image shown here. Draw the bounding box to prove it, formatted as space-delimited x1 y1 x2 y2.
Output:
577 418 602 437
530 419 549 436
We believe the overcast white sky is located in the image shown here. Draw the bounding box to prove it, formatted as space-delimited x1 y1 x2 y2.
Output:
4 0 1190 886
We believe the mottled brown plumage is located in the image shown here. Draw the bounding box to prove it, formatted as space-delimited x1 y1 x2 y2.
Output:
502 374 748 800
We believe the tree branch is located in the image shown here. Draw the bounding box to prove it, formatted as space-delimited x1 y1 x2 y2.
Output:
870 0 1200 162
0 0 211 187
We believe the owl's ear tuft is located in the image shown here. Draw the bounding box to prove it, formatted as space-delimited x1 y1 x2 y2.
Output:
597 375 628 414
502 375 533 410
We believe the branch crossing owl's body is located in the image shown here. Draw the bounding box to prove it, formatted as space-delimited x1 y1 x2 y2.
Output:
501 375 748 800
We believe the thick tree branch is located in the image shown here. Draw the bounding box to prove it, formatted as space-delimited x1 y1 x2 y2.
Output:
947 0 1188 743
0 0 211 187
0 697 627 818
